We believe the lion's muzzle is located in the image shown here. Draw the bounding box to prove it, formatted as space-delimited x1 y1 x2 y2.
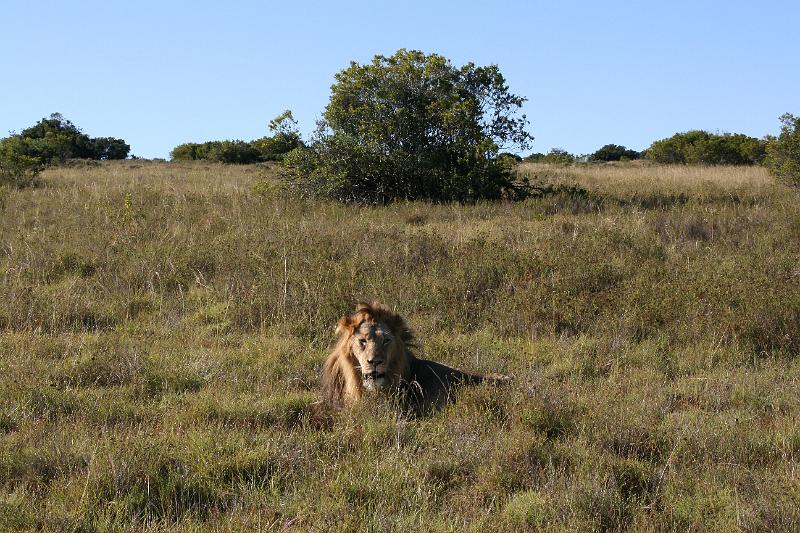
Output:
363 370 388 390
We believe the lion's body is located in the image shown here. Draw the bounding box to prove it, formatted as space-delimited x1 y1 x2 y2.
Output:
320 302 509 414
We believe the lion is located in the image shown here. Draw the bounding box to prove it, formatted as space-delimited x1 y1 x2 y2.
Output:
320 301 511 414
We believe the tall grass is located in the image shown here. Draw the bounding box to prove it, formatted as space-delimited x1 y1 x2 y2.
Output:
1 160 799 531
518 160 773 192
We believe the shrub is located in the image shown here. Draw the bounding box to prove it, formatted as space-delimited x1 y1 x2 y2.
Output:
170 142 208 161
522 149 577 164
171 141 242 163
250 135 302 162
252 110 303 161
170 140 263 164
646 131 766 165
525 148 576 165
207 140 262 164
590 144 640 162
282 49 533 202
0 152 41 189
0 113 129 165
543 148 575 165
170 111 302 164
497 152 523 169
90 137 130 160
524 153 546 162
765 113 800 187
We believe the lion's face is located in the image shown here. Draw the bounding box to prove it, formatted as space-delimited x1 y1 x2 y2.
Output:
350 318 401 391
324 302 414 405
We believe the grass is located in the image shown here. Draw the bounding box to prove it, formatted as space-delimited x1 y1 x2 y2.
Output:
1 159 799 531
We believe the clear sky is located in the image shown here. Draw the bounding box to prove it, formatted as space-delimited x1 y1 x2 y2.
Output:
2 0 798 159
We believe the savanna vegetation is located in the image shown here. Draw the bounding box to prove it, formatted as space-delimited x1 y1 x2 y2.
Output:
0 113 129 166
645 130 767 166
170 111 303 165
525 148 577 165
1 159 799 531
590 144 641 162
765 112 800 187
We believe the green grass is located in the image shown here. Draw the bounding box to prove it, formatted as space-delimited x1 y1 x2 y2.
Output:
1 160 799 531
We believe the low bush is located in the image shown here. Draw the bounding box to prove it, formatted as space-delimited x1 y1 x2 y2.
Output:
0 113 129 166
765 113 800 187
646 130 766 165
170 111 302 164
0 152 41 188
590 144 640 162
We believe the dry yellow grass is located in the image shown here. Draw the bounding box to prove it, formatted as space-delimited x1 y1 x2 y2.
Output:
518 161 774 196
1 160 799 531
40 160 260 196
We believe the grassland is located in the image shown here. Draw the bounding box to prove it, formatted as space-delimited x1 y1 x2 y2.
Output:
1 160 799 531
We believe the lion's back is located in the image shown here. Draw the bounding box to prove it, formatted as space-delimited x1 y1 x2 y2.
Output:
403 358 471 414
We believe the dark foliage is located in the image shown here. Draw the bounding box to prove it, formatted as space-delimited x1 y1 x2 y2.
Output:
646 130 766 165
91 137 131 161
590 144 640 162
170 111 302 164
0 113 130 166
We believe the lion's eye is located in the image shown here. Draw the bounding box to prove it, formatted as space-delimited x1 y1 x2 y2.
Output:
358 338 367 348
382 338 392 346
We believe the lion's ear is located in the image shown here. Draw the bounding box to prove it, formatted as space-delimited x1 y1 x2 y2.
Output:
335 315 354 336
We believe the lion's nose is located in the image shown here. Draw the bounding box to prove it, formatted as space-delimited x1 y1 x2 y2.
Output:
367 356 383 366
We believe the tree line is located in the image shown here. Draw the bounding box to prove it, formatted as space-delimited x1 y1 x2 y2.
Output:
169 111 302 164
528 131 767 166
2 50 799 195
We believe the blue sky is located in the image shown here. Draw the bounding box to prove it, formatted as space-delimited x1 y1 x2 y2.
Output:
2 0 798 158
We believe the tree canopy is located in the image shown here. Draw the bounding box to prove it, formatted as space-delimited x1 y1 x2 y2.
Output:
645 130 766 165
282 49 533 202
0 113 130 165
590 144 640 162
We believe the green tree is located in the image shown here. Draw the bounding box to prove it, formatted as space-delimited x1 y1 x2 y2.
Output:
590 144 640 162
90 137 130 160
0 147 41 188
15 113 94 162
497 152 523 168
251 110 303 161
524 153 546 162
207 140 262 164
646 130 766 165
170 142 210 161
0 113 130 165
765 113 800 187
171 111 302 164
542 148 575 165
283 49 533 202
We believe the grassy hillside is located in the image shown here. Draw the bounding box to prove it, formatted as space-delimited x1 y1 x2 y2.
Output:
1 160 799 531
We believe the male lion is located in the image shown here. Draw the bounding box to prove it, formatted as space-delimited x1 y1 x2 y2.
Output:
321 301 510 414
